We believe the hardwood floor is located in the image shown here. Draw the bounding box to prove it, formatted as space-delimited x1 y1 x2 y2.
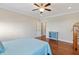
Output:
49 40 79 55
37 37 79 55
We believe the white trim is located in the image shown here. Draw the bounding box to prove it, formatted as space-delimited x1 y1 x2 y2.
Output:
58 39 73 43
44 10 79 19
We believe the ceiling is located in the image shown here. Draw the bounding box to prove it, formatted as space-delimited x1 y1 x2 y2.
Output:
0 3 79 19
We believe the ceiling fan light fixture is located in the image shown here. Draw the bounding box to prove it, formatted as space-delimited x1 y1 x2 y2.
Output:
39 8 45 12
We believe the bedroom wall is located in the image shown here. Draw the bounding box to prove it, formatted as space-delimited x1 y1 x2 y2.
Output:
0 8 38 41
46 12 79 43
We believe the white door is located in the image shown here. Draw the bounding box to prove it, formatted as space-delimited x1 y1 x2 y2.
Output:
36 21 46 37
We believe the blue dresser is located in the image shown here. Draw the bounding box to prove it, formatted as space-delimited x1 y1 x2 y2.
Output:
49 32 58 40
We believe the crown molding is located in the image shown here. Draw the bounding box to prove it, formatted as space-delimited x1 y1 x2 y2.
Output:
44 10 79 19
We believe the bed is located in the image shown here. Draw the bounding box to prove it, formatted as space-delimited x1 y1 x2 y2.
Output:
0 38 52 55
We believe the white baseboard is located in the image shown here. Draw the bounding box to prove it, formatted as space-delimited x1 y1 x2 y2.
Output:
46 37 73 43
58 39 73 43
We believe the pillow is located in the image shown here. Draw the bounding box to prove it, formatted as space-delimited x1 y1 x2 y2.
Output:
0 41 5 54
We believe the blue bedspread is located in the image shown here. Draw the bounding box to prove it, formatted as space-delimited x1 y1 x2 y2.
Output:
1 38 52 55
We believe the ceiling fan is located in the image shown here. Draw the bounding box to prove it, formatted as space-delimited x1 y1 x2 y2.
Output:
32 3 51 14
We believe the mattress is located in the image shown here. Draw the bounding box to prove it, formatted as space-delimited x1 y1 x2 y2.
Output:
1 38 52 55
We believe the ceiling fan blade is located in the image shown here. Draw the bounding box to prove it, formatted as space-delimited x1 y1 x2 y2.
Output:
34 3 40 7
44 3 51 7
45 9 51 11
32 9 38 11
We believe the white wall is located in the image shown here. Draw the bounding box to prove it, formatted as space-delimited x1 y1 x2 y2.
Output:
0 9 38 41
46 12 79 43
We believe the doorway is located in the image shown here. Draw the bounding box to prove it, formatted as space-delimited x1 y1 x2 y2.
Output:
36 21 47 40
